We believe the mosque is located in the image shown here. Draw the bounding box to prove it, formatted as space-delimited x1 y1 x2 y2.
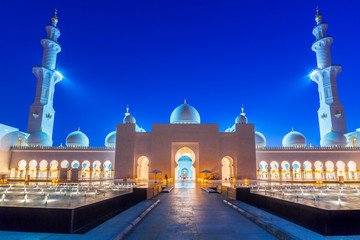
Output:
1 9 360 182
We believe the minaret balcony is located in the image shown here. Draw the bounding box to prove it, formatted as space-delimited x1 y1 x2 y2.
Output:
41 38 61 52
311 36 333 51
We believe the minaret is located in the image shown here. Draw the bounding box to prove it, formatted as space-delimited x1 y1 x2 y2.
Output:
310 7 347 144
27 10 63 140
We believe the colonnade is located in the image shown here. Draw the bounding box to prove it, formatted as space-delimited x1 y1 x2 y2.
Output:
257 160 359 181
10 159 114 180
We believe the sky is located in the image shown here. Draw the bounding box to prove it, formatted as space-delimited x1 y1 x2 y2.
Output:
1 0 360 147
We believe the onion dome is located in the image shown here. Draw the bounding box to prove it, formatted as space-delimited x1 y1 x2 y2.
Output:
255 131 266 147
66 128 89 147
1 131 28 148
320 130 347 147
170 99 200 124
123 105 136 124
105 131 116 148
27 130 52 147
235 105 248 124
282 128 306 147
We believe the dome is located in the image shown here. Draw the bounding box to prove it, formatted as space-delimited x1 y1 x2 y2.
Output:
321 131 347 147
66 130 89 147
123 106 136 124
225 127 232 132
178 155 192 162
255 131 266 147
137 127 146 132
235 115 247 124
27 131 52 147
235 105 248 124
1 131 28 148
124 115 136 124
105 131 116 148
282 129 306 147
170 100 200 124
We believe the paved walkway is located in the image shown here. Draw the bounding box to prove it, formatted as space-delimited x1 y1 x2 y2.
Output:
125 187 277 240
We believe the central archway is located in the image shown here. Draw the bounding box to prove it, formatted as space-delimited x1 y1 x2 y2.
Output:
175 147 196 180
137 156 149 180
221 156 234 181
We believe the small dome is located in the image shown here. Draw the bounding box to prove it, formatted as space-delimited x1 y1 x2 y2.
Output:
255 131 266 147
225 127 232 132
27 131 52 146
137 127 146 132
124 115 136 124
170 100 200 124
235 105 248 124
123 106 136 124
321 131 347 147
66 130 89 147
235 115 247 124
282 129 306 147
178 155 192 162
1 131 28 149
105 131 116 148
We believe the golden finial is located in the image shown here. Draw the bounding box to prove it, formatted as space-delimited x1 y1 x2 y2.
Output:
315 6 322 23
126 105 129 113
241 104 244 113
292 127 294 132
78 127 80 132
51 9 58 24
184 99 187 105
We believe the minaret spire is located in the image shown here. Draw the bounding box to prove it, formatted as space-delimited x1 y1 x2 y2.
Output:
125 105 130 116
240 105 246 116
51 9 58 26
315 6 322 25
310 7 347 146
27 10 63 142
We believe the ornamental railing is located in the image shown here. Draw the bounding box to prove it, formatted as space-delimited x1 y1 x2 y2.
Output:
10 146 115 151
256 146 360 151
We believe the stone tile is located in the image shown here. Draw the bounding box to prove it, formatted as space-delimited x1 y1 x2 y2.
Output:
157 232 198 240
126 187 276 240
125 232 160 240
197 232 238 240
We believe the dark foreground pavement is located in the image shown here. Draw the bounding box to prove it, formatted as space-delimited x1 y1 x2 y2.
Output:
125 187 277 240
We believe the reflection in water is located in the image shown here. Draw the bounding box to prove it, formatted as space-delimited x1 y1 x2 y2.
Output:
248 183 360 210
0 181 136 208
175 180 196 188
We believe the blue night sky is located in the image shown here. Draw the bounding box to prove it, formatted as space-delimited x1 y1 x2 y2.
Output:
1 0 359 147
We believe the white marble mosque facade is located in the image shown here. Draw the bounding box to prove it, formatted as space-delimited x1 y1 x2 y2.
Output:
1 9 360 181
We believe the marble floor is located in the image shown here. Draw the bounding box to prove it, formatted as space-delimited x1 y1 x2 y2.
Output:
125 186 277 240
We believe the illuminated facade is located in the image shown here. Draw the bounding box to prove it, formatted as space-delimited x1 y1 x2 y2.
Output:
1 9 360 182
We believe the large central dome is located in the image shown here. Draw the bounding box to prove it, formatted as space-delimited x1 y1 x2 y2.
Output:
170 100 200 124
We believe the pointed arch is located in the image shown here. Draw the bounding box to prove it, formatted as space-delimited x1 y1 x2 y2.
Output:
221 156 234 181
137 156 149 181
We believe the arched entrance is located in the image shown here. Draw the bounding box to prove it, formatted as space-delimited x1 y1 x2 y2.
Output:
137 156 149 180
175 147 196 180
221 156 234 181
